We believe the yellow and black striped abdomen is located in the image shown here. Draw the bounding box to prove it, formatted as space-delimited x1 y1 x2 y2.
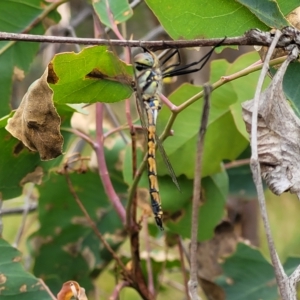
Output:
143 94 164 230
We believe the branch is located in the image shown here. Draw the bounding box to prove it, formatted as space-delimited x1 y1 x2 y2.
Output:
224 158 250 169
177 235 189 299
1 27 299 50
109 281 130 300
188 84 212 300
39 279 57 300
249 29 289 299
95 103 126 224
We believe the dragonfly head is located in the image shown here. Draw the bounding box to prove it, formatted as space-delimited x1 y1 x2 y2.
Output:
134 52 155 75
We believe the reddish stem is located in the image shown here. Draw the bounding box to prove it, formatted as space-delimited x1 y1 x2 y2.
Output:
95 103 126 224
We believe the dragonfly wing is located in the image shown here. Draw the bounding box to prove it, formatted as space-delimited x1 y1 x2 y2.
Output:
155 133 180 191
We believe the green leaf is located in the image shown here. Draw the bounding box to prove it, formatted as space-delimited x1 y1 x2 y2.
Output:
157 59 247 178
281 61 300 117
145 0 268 39
49 46 133 105
0 128 41 200
30 150 127 293
226 51 270 140
277 0 300 15
93 0 133 28
226 51 270 103
0 0 60 117
0 238 52 300
226 145 262 198
216 243 300 300
167 171 228 240
0 112 14 128
236 0 289 28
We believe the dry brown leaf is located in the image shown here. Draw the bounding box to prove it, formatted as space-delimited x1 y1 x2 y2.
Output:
287 7 300 31
6 68 63 160
242 47 300 198
13 66 25 81
20 166 44 186
57 281 88 300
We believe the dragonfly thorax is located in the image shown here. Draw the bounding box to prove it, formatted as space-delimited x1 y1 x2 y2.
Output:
134 51 162 96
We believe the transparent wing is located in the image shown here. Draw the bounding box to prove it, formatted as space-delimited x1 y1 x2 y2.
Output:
155 132 180 191
135 92 180 192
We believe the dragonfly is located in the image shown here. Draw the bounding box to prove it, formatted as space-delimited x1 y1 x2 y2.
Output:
132 41 224 230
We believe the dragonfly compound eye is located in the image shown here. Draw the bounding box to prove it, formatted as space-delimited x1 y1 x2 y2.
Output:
134 52 154 70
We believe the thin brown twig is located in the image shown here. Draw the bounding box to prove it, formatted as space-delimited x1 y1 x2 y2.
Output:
177 235 189 299
249 29 288 298
109 281 130 300
39 279 57 300
224 158 250 169
95 103 127 224
188 84 212 300
63 168 130 279
143 216 155 296
0 30 288 50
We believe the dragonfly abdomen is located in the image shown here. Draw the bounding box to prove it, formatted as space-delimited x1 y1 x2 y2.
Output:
144 94 164 230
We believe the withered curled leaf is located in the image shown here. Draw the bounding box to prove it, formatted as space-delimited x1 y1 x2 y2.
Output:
6 68 63 160
57 281 88 300
242 46 300 198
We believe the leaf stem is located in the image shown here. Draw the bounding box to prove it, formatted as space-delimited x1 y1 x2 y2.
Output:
188 84 211 300
95 103 126 224
248 29 288 299
160 55 287 142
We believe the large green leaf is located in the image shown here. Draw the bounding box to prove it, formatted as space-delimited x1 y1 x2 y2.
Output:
30 134 128 294
157 59 248 178
216 243 300 300
0 238 52 300
145 0 268 39
281 61 300 117
49 46 133 105
0 127 41 200
0 0 60 117
236 0 289 28
145 0 300 39
226 145 261 198
167 171 228 240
